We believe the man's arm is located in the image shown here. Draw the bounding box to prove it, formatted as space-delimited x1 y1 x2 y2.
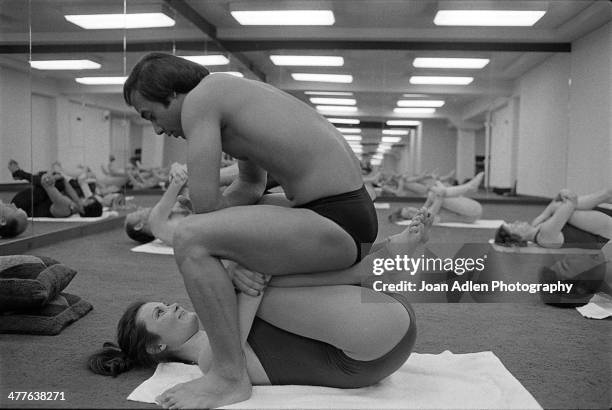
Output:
221 160 267 208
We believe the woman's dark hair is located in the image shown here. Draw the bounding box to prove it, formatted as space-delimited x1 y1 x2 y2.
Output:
124 217 155 243
123 52 210 107
80 198 103 218
89 301 169 377
494 224 528 247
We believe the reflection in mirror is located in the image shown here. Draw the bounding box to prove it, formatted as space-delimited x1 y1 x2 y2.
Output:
0 0 34 241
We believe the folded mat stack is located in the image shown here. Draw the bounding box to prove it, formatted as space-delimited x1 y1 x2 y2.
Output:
0 255 92 335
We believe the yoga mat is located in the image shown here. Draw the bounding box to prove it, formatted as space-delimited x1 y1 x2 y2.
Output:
395 219 504 229
128 351 541 409
30 210 119 222
131 239 173 255
576 293 612 319
489 240 602 255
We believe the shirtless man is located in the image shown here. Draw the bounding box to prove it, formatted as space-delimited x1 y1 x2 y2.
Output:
123 53 378 408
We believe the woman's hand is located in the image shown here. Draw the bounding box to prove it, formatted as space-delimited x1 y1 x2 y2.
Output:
228 263 269 296
40 172 56 188
558 188 578 207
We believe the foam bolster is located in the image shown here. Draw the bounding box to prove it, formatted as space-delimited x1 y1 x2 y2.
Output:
0 255 76 312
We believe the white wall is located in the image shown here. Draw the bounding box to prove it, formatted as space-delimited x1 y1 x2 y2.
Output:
419 119 456 176
516 53 570 197
566 22 611 193
140 125 164 168
0 66 32 181
164 136 188 166
31 94 57 170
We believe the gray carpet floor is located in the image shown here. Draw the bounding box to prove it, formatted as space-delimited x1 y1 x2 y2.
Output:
1 202 610 409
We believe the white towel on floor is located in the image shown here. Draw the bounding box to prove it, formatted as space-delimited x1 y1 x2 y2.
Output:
127 351 541 409
131 239 174 255
374 202 390 209
30 210 118 222
576 293 612 319
396 219 504 229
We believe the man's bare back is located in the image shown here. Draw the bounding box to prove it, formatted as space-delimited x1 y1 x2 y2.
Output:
182 73 363 205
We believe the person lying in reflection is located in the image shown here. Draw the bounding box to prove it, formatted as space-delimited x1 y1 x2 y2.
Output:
8 159 103 218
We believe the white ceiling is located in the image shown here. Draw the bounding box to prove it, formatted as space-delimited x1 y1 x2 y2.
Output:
0 0 610 146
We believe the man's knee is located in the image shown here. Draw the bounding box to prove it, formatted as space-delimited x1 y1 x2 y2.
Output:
173 218 213 262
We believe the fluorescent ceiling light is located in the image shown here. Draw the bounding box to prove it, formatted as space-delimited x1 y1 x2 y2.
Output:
310 98 356 105
337 127 361 133
327 118 360 125
271 55 343 66
410 76 473 85
316 105 358 112
413 57 489 69
305 91 353 96
387 120 421 126
65 13 175 29
30 59 100 70
371 158 382 165
212 71 244 78
373 154 385 159
434 10 546 26
75 76 127 85
382 136 402 143
394 108 436 114
182 55 230 66
382 129 409 136
231 10 335 25
344 135 362 141
397 100 445 107
293 73 353 83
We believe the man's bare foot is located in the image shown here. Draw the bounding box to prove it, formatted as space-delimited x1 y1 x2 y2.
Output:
157 370 251 409
387 207 431 257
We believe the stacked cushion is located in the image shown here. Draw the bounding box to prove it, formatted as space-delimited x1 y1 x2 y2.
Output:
0 255 92 335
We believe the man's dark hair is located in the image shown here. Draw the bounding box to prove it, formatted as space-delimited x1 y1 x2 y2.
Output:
0 218 20 238
123 52 210 107
80 198 103 218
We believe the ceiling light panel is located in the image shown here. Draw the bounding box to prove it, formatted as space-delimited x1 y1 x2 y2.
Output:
409 76 473 85
413 58 489 69
75 77 127 85
182 55 230 66
393 108 436 114
305 91 354 96
327 118 360 125
310 98 356 105
336 128 362 133
231 10 335 25
382 129 410 135
433 10 546 26
270 55 344 66
387 120 421 126
293 73 353 83
65 13 175 29
30 60 100 70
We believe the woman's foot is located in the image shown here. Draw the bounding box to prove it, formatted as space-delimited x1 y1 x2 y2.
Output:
466 172 485 192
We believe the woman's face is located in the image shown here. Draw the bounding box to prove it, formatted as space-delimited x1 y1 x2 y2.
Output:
137 302 199 349
504 221 532 240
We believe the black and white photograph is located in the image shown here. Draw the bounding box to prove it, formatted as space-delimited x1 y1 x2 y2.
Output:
0 1 610 409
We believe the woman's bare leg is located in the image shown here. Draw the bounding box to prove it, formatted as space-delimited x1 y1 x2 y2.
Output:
576 188 612 210
567 210 612 239
440 172 484 197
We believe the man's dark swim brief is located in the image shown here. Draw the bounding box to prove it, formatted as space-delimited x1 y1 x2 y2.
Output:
296 185 378 263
